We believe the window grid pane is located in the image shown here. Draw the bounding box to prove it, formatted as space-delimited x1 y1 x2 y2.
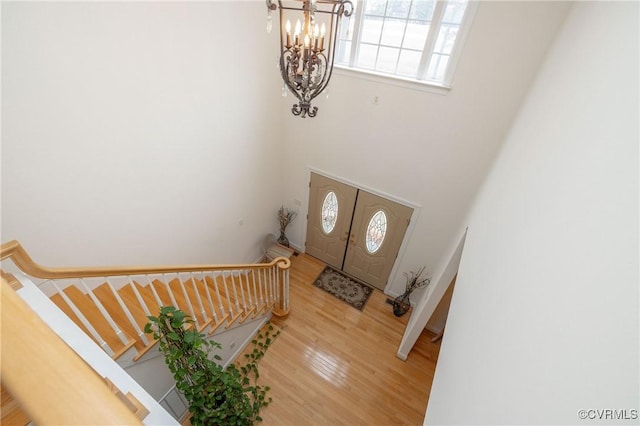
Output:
357 43 379 69
336 0 470 84
376 46 400 73
361 16 384 44
396 48 422 76
379 18 406 48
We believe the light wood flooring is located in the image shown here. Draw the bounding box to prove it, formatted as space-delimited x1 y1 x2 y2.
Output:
257 253 441 425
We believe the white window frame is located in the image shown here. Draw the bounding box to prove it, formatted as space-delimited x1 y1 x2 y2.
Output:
334 0 479 93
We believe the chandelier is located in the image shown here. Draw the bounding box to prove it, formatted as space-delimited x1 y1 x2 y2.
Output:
266 0 353 118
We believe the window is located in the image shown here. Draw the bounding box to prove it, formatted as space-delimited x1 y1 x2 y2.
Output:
335 0 476 87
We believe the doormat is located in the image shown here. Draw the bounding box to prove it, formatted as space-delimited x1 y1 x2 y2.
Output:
313 266 373 311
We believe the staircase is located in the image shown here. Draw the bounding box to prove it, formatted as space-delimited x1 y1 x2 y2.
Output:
0 240 291 424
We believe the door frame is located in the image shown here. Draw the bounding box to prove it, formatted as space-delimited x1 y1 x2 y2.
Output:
302 167 421 294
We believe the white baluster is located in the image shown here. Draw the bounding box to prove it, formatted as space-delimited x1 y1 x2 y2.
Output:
50 280 114 357
79 278 129 346
147 276 165 310
209 271 227 318
175 273 199 329
284 268 290 312
198 271 219 323
240 272 252 309
105 278 149 345
128 277 152 317
229 272 242 313
251 270 260 312
189 272 209 325
161 273 181 313
221 271 236 317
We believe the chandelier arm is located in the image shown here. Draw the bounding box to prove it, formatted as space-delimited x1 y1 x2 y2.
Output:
281 51 305 105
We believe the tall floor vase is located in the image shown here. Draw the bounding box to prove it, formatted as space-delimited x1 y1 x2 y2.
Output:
277 228 290 247
392 290 411 317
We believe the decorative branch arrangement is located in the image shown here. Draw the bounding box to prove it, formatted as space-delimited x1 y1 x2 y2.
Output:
277 206 297 247
277 206 297 231
145 307 280 425
393 266 431 317
403 266 431 293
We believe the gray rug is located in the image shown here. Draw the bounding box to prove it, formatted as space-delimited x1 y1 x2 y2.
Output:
313 266 373 311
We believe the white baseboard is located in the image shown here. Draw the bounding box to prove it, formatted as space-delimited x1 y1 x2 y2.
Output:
289 242 304 253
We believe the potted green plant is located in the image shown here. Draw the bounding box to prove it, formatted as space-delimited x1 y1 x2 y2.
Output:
145 306 280 425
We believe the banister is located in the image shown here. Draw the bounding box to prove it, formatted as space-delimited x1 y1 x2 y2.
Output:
2 240 291 367
0 277 143 425
0 240 291 279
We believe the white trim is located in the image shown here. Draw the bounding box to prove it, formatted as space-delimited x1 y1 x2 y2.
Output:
418 0 446 78
307 167 421 210
442 0 479 85
304 167 421 296
333 64 451 94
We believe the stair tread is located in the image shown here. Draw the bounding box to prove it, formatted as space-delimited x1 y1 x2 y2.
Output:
116 283 155 330
131 281 163 317
42 265 279 364
61 286 135 357
93 283 149 351
167 278 207 327
50 293 94 339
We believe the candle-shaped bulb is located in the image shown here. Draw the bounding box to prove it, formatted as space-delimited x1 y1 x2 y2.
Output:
314 24 320 50
304 34 310 48
285 20 292 48
319 23 326 51
294 19 301 46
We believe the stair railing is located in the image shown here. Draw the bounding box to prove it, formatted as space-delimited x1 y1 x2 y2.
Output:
0 240 291 362
1 277 144 425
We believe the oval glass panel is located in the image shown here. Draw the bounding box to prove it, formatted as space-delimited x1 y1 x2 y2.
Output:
366 210 387 254
321 191 338 234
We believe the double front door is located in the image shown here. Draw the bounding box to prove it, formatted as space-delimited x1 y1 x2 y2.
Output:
306 173 413 291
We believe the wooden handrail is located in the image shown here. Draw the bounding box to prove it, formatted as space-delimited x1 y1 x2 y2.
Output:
0 240 291 279
0 277 143 425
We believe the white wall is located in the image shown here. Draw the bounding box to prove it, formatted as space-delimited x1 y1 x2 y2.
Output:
1 1 283 266
278 1 571 296
426 1 639 424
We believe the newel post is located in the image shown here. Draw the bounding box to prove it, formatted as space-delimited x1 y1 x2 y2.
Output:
272 257 291 317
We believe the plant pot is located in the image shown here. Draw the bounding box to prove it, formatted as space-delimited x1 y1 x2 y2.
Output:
392 290 411 317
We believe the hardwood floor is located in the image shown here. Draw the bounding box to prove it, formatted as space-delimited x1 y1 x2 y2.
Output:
258 253 441 426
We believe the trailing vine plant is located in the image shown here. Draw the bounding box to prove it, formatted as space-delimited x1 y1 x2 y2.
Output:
144 306 280 425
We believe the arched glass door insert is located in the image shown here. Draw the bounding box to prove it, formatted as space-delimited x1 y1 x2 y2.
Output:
321 191 338 234
365 210 387 254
